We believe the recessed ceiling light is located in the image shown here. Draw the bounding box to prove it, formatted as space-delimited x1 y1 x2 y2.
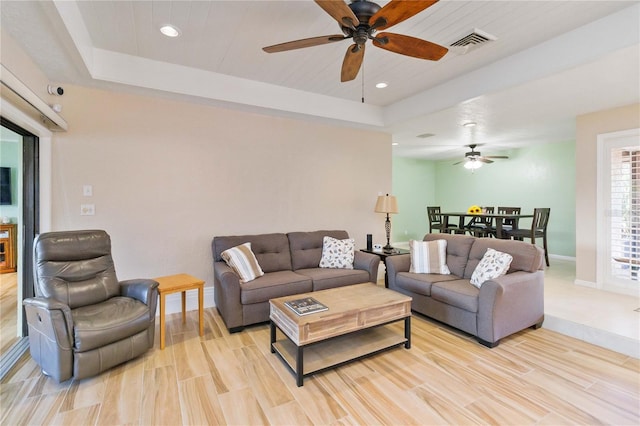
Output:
375 82 388 89
160 25 181 38
462 121 477 128
392 142 399 146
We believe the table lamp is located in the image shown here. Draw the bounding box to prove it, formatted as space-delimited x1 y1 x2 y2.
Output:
374 194 398 252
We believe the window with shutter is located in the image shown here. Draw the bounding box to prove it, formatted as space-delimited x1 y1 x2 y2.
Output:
597 128 640 293
609 147 639 281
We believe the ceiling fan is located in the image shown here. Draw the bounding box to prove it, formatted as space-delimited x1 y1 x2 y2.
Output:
262 0 448 82
453 144 509 169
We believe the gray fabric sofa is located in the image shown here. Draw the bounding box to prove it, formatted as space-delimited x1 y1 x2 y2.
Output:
212 230 379 332
386 233 544 347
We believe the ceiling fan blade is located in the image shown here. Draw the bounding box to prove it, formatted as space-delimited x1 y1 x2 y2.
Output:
369 0 438 31
478 158 494 164
263 35 346 53
452 160 464 165
341 43 365 82
485 155 509 159
315 0 359 28
372 32 448 60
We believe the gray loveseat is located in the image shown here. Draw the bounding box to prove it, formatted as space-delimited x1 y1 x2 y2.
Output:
386 233 544 347
212 230 379 332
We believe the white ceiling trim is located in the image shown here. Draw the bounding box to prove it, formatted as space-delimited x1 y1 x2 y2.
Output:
52 0 385 128
384 2 640 127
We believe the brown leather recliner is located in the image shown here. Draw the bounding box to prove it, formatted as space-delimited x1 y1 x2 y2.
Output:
23 230 159 382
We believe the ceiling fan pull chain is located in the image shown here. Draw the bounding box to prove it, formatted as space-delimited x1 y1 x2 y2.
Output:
361 61 365 103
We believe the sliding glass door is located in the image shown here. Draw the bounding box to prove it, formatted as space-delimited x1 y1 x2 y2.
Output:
0 118 38 378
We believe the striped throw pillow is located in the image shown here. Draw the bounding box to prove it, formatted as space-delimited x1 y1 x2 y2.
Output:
409 239 451 274
221 242 264 283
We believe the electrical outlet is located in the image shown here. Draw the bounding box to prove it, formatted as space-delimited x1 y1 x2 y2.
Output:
80 204 95 216
83 185 93 196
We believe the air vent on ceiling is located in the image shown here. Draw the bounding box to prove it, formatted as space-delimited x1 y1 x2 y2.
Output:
450 28 497 55
417 133 435 139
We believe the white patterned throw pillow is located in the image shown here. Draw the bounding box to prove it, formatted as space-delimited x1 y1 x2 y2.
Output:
319 236 355 269
221 242 264 283
470 248 513 288
409 239 451 274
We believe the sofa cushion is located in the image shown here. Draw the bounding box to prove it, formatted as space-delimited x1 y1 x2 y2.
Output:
220 242 264 283
296 268 369 291
213 233 292 273
288 230 349 270
470 248 513 288
240 271 312 304
424 233 475 277
464 237 544 278
395 272 459 296
319 236 355 269
430 280 480 313
72 297 150 352
409 239 450 274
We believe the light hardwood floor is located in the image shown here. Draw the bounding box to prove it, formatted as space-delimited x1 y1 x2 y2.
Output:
0 272 18 355
1 301 639 425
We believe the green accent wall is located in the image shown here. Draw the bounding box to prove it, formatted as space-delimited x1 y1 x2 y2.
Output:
391 157 437 242
392 141 576 257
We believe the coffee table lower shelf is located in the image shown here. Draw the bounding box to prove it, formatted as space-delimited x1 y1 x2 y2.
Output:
270 324 409 387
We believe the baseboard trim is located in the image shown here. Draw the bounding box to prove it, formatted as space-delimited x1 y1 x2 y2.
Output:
157 286 216 316
574 279 597 288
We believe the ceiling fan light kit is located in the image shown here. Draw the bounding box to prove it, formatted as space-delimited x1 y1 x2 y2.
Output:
263 0 448 83
454 144 509 169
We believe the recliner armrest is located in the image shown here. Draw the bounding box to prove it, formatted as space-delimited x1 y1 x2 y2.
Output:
23 297 74 349
120 279 159 305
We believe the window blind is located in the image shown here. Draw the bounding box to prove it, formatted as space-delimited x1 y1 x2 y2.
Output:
610 147 639 281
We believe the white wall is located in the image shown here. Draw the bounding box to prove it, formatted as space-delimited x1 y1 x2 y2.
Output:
50 85 392 288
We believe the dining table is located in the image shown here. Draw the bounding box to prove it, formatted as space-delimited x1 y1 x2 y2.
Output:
439 212 534 239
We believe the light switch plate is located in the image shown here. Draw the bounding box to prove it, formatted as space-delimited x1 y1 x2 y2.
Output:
83 185 93 196
80 204 95 215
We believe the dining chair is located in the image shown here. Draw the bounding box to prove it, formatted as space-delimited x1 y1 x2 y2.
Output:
427 206 459 234
505 208 551 266
496 206 521 239
467 206 495 237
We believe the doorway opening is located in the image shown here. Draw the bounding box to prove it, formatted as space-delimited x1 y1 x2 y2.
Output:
0 118 39 379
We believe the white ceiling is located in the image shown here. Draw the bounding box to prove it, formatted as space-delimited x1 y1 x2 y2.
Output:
1 0 639 160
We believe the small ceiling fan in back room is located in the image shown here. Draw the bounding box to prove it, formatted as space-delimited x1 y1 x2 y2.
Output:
453 145 509 170
262 0 448 82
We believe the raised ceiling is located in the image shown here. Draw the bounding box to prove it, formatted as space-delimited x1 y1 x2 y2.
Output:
1 0 639 159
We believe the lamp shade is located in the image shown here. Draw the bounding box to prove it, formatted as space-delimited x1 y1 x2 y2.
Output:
374 194 399 214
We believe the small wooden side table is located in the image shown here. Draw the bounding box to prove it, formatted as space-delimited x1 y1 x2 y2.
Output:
155 273 205 349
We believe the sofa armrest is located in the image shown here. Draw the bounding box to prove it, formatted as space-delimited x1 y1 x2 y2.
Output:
23 297 74 382
354 251 380 283
120 279 160 319
477 270 544 344
213 261 244 330
384 254 411 290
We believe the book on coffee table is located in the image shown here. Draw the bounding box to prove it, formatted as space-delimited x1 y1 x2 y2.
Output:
284 297 328 316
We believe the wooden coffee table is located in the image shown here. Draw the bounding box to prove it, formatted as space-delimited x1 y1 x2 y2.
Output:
269 283 412 386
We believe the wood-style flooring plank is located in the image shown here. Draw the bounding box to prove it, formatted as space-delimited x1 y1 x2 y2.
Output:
2 307 639 425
